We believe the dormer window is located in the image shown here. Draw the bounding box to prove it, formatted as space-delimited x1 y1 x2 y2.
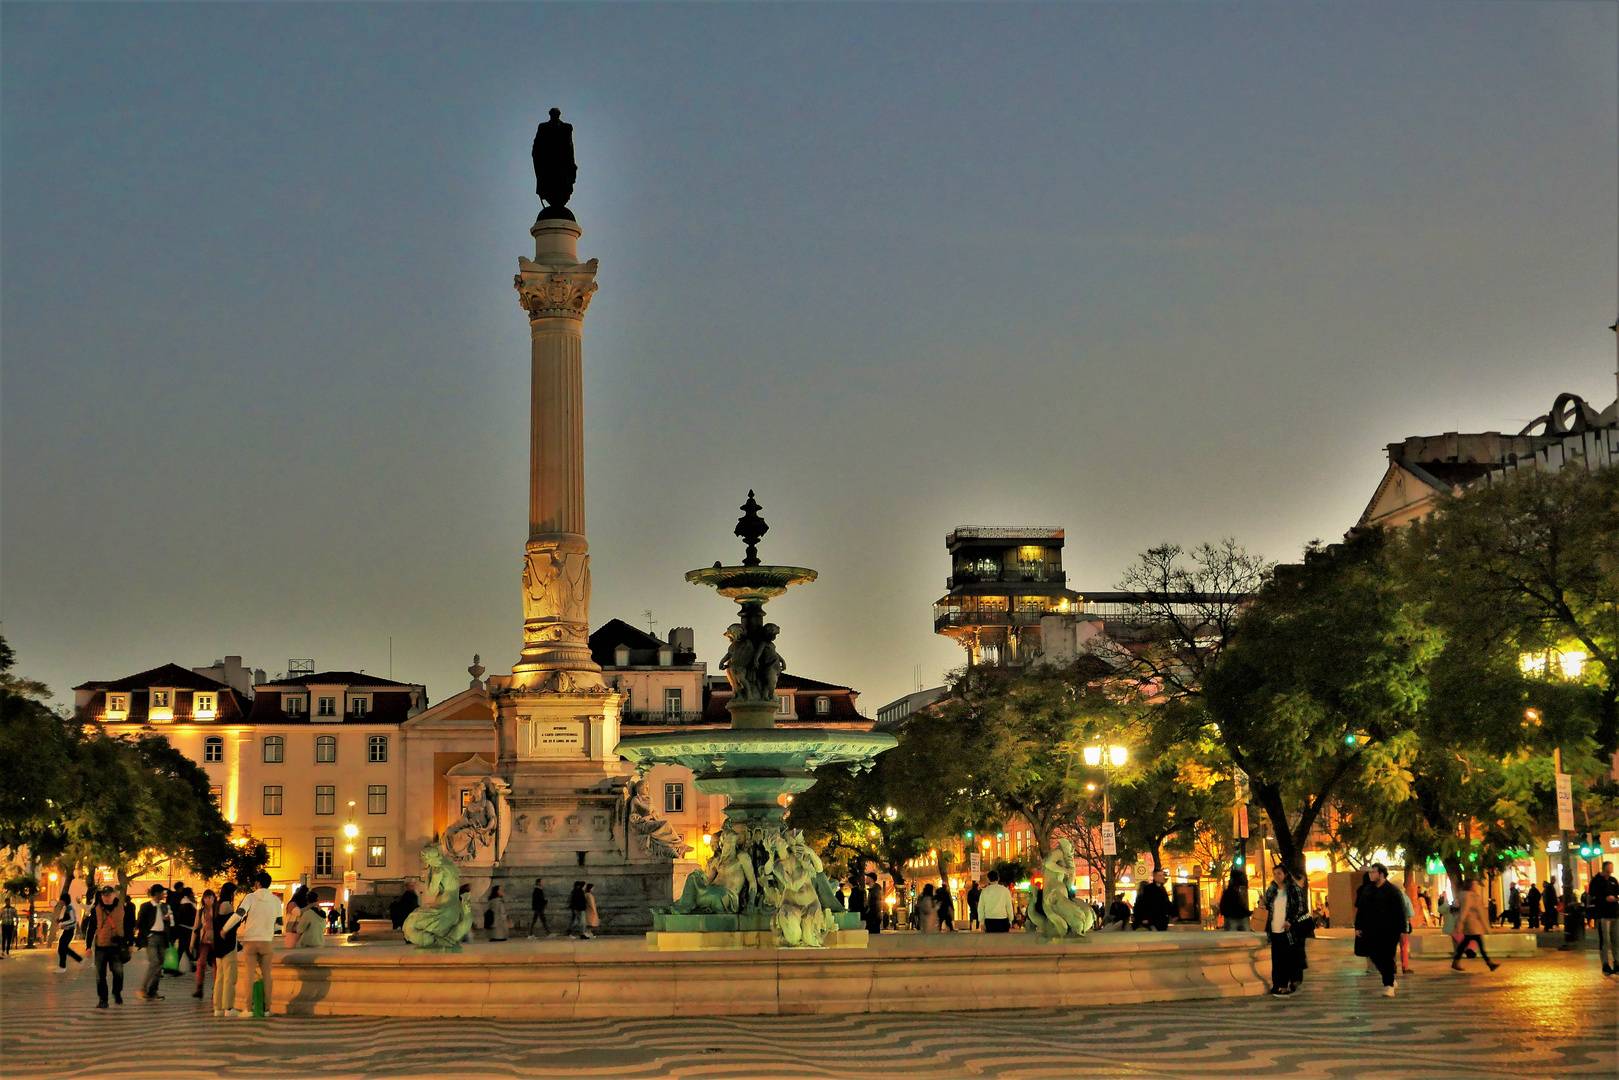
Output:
106 695 127 717
317 697 337 717
815 696 831 715
284 695 306 716
195 693 217 718
776 693 794 717
152 691 169 708
614 644 630 667
149 690 174 721
350 696 369 718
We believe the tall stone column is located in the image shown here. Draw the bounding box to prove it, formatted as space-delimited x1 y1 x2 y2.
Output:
511 216 602 688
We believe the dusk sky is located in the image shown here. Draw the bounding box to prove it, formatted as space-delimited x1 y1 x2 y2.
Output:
4 3 1616 713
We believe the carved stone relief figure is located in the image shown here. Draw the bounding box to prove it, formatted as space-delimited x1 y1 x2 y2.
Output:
522 546 591 626
443 777 508 862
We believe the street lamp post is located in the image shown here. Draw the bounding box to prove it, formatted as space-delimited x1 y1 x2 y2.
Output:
1083 742 1128 901
344 800 359 873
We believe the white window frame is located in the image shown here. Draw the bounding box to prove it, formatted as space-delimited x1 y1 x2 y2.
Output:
315 785 336 815
776 693 794 716
315 837 334 877
264 838 281 868
283 694 306 716
316 735 337 763
263 785 283 815
368 735 388 763
106 695 127 716
263 735 284 763
663 688 683 716
367 784 387 814
350 695 370 718
815 696 831 715
317 697 337 717
151 691 170 708
195 693 216 717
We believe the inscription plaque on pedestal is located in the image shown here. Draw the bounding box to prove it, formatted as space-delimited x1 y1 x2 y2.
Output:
520 717 587 759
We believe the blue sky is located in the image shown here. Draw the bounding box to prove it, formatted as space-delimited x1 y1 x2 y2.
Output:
4 2 1615 710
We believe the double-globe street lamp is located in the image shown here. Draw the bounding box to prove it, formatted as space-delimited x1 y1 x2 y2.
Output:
1083 742 1128 903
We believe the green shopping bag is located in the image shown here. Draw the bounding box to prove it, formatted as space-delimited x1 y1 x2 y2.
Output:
162 941 180 973
252 979 266 1017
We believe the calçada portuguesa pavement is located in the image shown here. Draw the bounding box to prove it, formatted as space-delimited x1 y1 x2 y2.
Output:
0 934 1613 1079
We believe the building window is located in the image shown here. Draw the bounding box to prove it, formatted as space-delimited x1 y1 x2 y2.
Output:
107 695 127 714
209 786 223 805
317 697 337 717
776 693 794 716
195 693 216 715
263 786 283 815
663 688 683 716
284 695 305 716
368 735 388 763
815 696 830 715
152 691 170 708
351 696 369 717
460 788 473 812
664 782 685 814
263 735 284 763
367 785 387 814
315 785 336 815
264 838 281 868
204 736 224 762
315 837 334 877
367 837 387 867
316 735 337 763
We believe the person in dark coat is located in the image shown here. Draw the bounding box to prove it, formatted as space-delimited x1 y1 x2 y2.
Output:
1132 870 1173 931
848 876 867 924
1219 868 1252 931
529 878 549 937
862 872 883 934
1355 862 1407 997
1541 881 1559 931
1526 883 1541 929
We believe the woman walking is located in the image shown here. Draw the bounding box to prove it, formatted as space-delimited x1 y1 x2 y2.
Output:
211 883 238 1018
191 889 217 998
1220 869 1252 931
917 884 940 933
487 886 509 942
567 882 587 938
583 883 599 939
1451 880 1499 972
53 891 83 972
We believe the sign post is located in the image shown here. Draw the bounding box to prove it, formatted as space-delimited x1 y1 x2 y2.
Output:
1101 822 1117 857
969 852 981 882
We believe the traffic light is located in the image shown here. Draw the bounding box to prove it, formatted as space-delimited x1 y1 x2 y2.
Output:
1344 733 1359 746
1233 854 1245 868
964 831 973 839
1579 834 1599 859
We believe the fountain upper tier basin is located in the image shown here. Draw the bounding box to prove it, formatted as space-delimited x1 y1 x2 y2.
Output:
684 564 817 601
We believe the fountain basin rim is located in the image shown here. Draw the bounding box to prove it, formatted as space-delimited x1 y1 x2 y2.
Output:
684 564 818 600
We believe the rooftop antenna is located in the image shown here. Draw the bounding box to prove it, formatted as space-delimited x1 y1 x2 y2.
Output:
644 609 657 638
288 659 314 677
389 637 394 681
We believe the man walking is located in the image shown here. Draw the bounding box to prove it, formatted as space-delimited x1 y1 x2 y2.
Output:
529 877 549 937
220 871 280 1018
1355 863 1407 998
135 884 172 1001
862 872 883 934
1526 882 1541 929
1591 860 1619 976
1132 869 1173 931
1542 880 1559 931
966 879 982 930
979 870 1014 933
1 896 16 957
82 885 134 1009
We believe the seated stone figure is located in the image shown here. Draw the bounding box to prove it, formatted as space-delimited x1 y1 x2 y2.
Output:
404 843 474 951
666 829 755 915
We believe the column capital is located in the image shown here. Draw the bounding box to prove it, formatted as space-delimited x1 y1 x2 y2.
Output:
514 256 598 321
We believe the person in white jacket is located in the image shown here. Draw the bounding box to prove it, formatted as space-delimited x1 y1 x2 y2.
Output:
978 871 1015 933
220 872 280 1018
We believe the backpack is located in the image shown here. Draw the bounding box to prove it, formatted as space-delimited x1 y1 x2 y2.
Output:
483 908 495 930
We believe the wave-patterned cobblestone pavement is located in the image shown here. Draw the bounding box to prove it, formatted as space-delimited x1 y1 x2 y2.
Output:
2 947 1612 1079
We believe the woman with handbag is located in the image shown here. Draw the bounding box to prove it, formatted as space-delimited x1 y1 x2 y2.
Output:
1451 879 1499 972
1260 864 1310 995
283 886 307 947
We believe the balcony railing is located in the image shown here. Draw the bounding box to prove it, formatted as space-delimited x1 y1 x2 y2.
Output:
946 568 1066 588
620 710 711 726
934 609 1054 632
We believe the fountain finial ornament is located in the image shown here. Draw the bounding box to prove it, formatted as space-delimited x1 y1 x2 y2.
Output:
735 490 768 567
532 107 578 220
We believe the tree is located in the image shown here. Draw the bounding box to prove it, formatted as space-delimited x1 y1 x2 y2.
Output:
788 754 929 887
1406 464 1619 754
1200 529 1440 881
0 635 78 943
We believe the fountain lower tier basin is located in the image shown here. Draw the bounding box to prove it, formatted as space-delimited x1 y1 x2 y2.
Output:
647 910 866 951
268 933 1269 1018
